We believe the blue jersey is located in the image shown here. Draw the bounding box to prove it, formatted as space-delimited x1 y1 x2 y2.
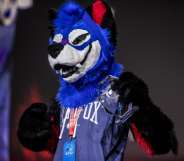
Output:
53 88 135 161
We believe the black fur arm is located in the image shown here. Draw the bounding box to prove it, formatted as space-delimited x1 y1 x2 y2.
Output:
17 101 60 153
111 72 178 155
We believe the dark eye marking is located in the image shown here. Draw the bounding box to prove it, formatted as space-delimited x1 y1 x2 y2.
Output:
48 43 64 58
72 33 89 45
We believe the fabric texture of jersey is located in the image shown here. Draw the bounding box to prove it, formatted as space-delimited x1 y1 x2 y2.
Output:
54 88 133 161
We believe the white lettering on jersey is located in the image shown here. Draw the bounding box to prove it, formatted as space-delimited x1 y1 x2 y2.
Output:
90 101 101 124
59 108 70 139
83 102 93 120
83 101 101 125
59 101 102 139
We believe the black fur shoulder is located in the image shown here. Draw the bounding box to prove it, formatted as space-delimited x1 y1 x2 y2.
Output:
111 72 178 155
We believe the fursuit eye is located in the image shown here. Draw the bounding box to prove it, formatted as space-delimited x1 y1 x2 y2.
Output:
72 33 90 45
69 29 91 46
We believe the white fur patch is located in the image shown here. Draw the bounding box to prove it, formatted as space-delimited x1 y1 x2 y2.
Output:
53 34 63 43
69 29 91 46
48 40 101 83
48 44 89 67
63 40 101 82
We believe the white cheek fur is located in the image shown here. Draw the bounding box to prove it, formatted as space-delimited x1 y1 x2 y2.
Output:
63 41 101 83
57 44 90 66
48 40 101 83
48 44 90 69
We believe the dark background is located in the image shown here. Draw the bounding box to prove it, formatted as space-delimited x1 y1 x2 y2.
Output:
10 0 184 160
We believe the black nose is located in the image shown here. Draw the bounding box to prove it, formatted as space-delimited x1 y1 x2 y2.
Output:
48 43 64 58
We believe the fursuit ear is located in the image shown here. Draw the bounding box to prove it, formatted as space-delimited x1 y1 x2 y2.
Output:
87 0 117 46
48 8 57 37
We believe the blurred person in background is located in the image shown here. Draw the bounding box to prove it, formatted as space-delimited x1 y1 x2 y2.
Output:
0 0 33 160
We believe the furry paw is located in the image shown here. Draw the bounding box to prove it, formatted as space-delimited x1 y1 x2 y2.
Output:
17 102 59 152
111 72 178 155
111 72 150 107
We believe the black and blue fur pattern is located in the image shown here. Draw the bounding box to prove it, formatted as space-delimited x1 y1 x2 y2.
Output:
48 0 123 108
17 0 178 158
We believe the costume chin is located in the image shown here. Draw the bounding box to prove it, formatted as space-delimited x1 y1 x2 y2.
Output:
17 0 178 160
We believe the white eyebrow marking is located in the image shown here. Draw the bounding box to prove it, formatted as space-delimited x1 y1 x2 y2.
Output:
53 34 63 43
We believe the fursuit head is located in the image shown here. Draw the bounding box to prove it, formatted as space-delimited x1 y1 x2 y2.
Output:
48 0 123 108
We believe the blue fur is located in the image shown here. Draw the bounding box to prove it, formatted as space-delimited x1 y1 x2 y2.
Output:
54 1 85 36
56 62 124 108
53 1 124 108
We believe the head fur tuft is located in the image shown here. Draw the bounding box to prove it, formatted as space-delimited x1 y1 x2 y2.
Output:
54 1 85 32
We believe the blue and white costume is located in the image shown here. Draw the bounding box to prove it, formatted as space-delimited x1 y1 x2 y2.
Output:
17 1 178 161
